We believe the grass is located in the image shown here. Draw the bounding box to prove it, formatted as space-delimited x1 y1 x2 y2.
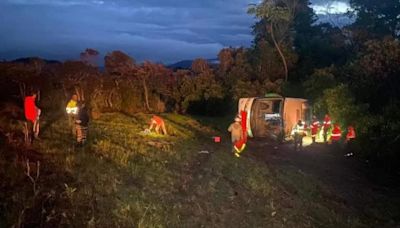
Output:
0 112 397 227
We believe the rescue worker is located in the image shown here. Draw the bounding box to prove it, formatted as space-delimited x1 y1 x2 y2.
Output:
292 120 305 151
330 123 342 146
149 115 167 135
323 114 332 143
75 102 89 146
228 116 244 157
345 125 356 157
24 91 41 143
310 116 320 143
66 94 79 135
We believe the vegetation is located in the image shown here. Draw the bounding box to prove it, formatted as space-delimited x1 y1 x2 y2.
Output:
2 113 398 227
1 0 400 226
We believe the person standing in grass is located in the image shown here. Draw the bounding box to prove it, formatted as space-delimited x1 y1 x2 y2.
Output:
345 125 356 157
75 102 89 146
292 120 305 151
228 116 244 157
24 91 41 143
66 94 79 135
330 123 342 149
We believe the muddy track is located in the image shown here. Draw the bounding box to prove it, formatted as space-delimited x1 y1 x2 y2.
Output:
245 139 400 225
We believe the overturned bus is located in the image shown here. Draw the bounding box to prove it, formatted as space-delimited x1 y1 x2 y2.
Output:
238 94 310 140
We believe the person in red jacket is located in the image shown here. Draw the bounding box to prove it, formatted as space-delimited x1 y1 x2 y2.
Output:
330 123 342 144
345 125 356 157
323 114 332 143
149 115 167 135
310 116 320 143
24 91 41 143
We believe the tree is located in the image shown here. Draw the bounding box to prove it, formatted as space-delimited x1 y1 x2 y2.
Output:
248 0 294 82
349 0 400 39
80 48 100 66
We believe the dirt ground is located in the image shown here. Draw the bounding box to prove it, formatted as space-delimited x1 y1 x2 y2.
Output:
245 137 400 226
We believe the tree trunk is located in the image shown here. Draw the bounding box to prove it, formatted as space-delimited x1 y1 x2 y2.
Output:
142 77 151 111
270 25 289 82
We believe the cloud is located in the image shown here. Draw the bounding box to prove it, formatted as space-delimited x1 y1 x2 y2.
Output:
0 0 255 63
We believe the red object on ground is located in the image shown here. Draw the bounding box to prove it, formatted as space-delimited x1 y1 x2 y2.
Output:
331 125 342 141
152 115 164 125
346 126 356 140
24 96 38 123
214 136 221 143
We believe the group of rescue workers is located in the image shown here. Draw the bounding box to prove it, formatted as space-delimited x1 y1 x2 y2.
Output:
24 90 168 146
24 89 356 158
291 114 356 156
228 112 357 158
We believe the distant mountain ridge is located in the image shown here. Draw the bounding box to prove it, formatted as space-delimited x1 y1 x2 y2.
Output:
11 57 61 64
168 58 219 69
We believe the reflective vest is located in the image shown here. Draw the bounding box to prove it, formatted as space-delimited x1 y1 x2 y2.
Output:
66 100 78 115
234 139 246 153
310 120 320 136
346 127 356 140
331 126 342 141
323 116 331 131
293 124 305 135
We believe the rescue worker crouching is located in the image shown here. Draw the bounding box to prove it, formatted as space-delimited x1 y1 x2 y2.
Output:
149 115 168 135
292 120 306 151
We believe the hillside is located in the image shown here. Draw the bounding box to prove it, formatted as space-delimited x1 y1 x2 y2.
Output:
3 113 398 227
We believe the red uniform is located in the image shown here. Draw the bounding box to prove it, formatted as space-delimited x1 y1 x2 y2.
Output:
24 96 38 123
310 120 320 137
152 115 164 126
331 125 342 141
346 126 356 141
323 115 331 131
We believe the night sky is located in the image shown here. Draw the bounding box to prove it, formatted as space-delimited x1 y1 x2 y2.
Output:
0 0 349 64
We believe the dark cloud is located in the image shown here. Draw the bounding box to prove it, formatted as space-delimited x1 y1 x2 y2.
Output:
0 0 255 63
0 0 351 63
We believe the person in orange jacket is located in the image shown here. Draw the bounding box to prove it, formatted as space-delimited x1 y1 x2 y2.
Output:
149 115 168 135
310 116 320 143
345 125 356 157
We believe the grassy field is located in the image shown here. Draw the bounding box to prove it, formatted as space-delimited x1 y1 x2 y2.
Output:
0 112 378 227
